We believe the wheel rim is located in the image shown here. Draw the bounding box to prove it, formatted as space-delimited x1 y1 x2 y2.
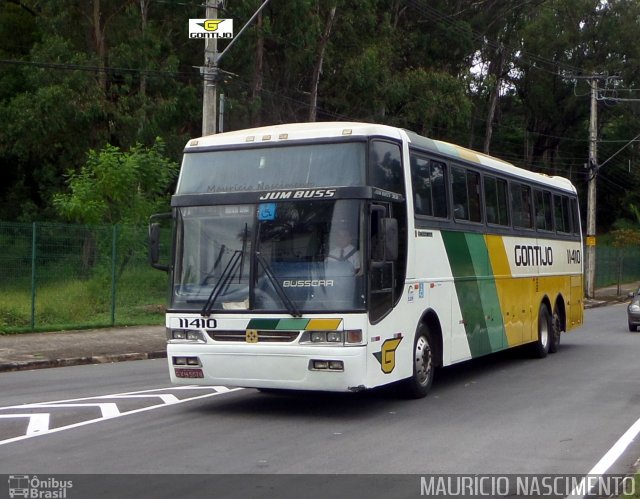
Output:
539 313 549 348
415 336 432 386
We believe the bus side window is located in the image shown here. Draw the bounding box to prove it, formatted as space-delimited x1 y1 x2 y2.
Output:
571 197 581 235
410 155 447 218
452 166 469 221
554 195 571 234
534 189 553 231
484 175 509 226
511 182 533 229
411 155 432 216
369 141 404 196
452 166 481 223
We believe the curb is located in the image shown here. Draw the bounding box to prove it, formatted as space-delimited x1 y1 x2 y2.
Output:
585 298 630 309
0 351 167 373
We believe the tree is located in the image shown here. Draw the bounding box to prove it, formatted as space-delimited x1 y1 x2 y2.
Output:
53 138 178 225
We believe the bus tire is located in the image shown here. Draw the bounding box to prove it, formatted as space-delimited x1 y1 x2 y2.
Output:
548 306 562 353
400 325 435 399
531 304 551 358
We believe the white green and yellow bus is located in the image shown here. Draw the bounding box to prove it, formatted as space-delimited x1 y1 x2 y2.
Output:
150 122 583 398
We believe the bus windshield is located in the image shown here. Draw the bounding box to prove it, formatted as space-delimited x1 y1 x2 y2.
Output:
177 142 366 194
173 199 366 313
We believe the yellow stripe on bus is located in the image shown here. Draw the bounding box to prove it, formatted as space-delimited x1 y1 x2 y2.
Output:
306 319 342 330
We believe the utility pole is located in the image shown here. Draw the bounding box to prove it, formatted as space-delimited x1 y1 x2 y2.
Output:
585 78 598 298
202 2 219 136
200 0 271 136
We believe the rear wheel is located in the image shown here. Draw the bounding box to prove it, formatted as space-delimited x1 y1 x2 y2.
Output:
549 306 562 353
400 325 435 399
531 304 551 358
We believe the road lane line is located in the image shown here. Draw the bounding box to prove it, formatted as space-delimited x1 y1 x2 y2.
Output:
568 414 640 498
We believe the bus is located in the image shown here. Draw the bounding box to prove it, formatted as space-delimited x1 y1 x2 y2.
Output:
149 122 583 398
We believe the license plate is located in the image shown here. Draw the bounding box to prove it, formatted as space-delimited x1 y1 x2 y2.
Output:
174 368 204 379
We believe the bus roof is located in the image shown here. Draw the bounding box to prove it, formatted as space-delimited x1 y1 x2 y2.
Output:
184 122 403 149
403 130 576 194
185 122 576 194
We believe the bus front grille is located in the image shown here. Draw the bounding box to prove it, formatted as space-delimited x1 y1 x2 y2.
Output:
206 330 300 343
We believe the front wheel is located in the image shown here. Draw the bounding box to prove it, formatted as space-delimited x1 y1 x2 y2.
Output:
531 304 551 358
629 322 638 332
400 326 435 399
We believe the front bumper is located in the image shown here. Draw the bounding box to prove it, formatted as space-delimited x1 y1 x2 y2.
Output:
167 343 369 392
628 308 640 326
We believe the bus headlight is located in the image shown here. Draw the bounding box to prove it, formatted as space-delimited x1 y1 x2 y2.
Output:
310 359 344 371
301 330 363 345
310 331 326 343
304 331 344 344
167 329 206 343
326 331 342 342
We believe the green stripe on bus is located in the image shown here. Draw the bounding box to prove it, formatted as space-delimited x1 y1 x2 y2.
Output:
276 318 310 330
442 231 507 357
246 318 281 330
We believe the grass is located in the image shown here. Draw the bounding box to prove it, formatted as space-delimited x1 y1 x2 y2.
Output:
0 265 167 333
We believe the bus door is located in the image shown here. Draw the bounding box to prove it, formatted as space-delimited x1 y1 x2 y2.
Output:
368 203 399 323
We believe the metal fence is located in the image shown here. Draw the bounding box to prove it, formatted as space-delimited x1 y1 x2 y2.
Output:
0 222 168 333
595 245 640 289
1 221 639 332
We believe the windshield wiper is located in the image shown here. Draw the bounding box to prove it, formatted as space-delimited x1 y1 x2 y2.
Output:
201 250 242 317
255 253 301 318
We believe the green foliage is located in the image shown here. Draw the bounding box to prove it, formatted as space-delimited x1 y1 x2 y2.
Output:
0 0 638 232
611 228 640 248
53 139 178 225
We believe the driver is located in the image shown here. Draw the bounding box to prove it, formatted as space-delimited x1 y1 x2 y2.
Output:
327 225 361 273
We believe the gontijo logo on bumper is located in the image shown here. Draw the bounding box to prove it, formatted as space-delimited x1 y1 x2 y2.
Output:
189 19 234 39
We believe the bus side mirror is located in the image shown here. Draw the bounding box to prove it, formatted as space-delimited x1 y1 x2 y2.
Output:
149 214 170 272
381 217 398 261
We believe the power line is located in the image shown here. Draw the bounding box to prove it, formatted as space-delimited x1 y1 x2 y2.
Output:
0 58 196 80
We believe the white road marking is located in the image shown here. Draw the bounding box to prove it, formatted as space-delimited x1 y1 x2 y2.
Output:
0 385 243 446
94 394 180 405
567 415 640 498
20 403 121 418
0 414 50 435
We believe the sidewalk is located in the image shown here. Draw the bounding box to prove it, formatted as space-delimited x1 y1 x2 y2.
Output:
583 280 640 309
1 281 638 373
0 325 166 372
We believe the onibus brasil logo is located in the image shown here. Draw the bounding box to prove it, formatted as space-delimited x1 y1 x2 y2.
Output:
189 19 234 39
8 475 73 498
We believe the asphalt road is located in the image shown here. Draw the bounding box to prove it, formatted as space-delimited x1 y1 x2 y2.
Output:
0 304 639 498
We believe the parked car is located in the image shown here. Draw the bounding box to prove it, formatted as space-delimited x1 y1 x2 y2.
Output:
628 287 640 332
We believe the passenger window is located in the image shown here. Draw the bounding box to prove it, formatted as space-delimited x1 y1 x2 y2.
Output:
369 141 404 195
484 176 509 226
511 182 533 229
452 166 481 223
410 155 447 218
571 197 581 235
534 189 553 231
554 195 571 233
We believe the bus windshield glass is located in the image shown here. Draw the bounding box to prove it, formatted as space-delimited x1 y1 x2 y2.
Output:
173 200 366 313
176 142 366 194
